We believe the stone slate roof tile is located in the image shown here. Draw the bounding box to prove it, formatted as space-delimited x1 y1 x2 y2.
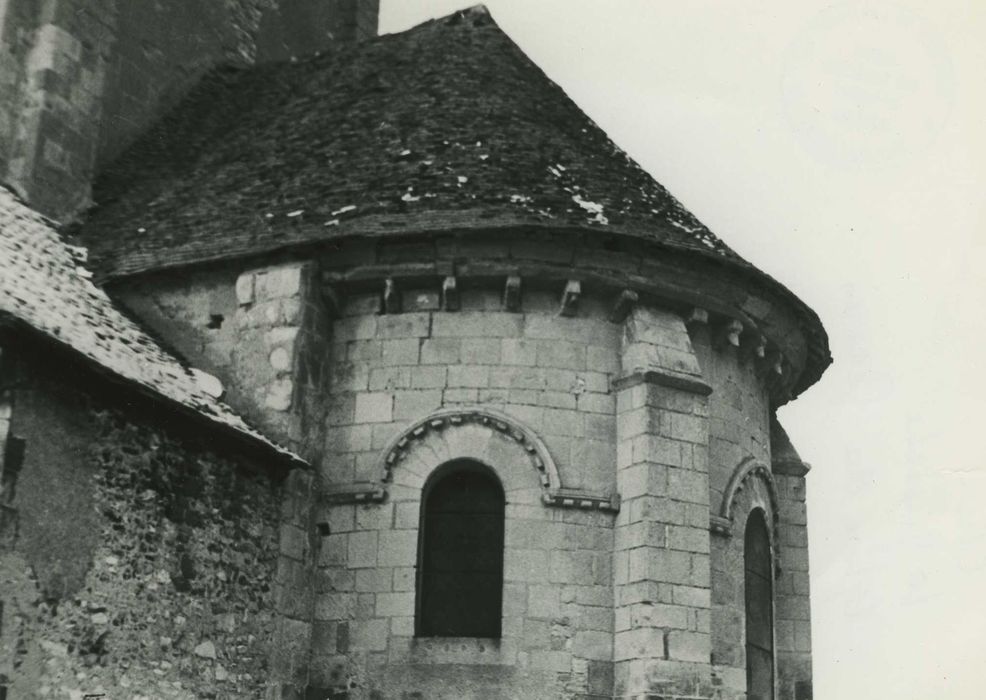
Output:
80 5 741 278
0 187 305 466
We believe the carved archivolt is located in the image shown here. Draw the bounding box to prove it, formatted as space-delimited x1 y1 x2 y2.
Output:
712 456 782 572
366 406 619 512
719 457 780 525
379 406 560 488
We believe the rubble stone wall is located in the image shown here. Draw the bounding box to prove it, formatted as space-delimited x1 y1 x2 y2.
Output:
0 348 304 699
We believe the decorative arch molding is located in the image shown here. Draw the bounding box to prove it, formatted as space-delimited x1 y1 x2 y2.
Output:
381 406 560 487
323 406 619 512
711 456 782 574
718 457 780 526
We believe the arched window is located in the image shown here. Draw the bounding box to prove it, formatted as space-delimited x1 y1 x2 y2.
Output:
745 509 775 700
416 459 505 638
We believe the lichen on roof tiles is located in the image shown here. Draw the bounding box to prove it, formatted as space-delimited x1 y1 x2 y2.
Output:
0 187 304 466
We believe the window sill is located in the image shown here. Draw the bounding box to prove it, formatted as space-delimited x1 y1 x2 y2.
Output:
401 636 512 666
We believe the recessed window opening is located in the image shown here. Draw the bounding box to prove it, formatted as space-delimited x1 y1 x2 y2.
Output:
416 459 504 638
745 508 775 700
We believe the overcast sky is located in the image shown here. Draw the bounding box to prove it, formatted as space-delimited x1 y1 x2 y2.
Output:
380 2 986 697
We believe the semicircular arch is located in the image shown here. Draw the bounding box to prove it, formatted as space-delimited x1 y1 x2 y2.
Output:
378 406 561 496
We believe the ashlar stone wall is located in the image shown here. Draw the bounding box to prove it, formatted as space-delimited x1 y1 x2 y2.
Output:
312 286 622 699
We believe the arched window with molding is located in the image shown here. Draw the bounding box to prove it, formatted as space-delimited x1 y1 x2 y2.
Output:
416 459 505 638
745 508 775 700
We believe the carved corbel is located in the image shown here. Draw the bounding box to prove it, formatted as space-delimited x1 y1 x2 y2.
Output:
686 307 709 327
608 289 639 323
382 278 401 314
503 275 522 312
715 318 744 350
559 279 581 317
441 275 460 311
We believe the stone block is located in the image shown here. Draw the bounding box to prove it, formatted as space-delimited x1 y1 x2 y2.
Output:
394 501 420 530
381 338 419 365
354 392 393 424
632 434 685 468
578 392 616 414
391 615 415 637
235 271 255 305
615 521 667 551
506 549 547 583
530 650 571 672
315 593 356 621
318 533 349 567
375 592 415 618
447 364 490 388
574 630 612 661
537 339 586 370
393 389 442 420
265 378 294 411
671 585 711 609
588 344 620 373
540 390 577 409
378 529 417 567
349 618 389 651
664 467 707 504
461 337 501 364
666 630 709 663
502 338 537 365
490 365 545 390
649 548 696 586
393 567 415 592
667 525 709 554
585 413 616 441
369 366 412 391
665 412 708 445
376 312 430 338
443 387 479 403
544 408 583 437
420 337 460 364
347 531 378 568
630 602 689 630
255 264 304 300
618 463 668 499
410 366 447 389
432 311 524 337
356 502 394 530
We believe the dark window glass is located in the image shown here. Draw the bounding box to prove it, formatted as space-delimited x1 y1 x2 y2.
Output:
416 460 504 638
745 509 774 700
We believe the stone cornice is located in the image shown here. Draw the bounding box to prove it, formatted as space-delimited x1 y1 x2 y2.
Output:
772 458 811 477
612 369 713 397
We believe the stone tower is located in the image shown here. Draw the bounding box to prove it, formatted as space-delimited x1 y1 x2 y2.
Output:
1 4 829 699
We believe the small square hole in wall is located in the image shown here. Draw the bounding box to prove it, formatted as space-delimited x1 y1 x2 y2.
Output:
207 314 224 329
316 522 331 536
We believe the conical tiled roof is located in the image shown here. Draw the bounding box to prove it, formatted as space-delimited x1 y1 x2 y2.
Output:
79 6 740 277
77 5 830 397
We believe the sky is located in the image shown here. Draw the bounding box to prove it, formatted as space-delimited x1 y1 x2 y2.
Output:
379 2 986 698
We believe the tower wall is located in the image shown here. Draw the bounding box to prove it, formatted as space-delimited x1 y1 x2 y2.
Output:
0 0 379 220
